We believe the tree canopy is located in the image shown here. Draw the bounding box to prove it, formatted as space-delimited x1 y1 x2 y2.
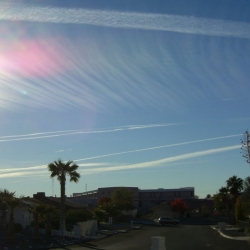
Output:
170 199 188 215
226 175 243 199
112 188 134 211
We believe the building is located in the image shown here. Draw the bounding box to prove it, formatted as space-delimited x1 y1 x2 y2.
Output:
138 187 194 208
72 186 195 209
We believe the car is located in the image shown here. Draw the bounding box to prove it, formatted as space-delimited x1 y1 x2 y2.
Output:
158 217 179 225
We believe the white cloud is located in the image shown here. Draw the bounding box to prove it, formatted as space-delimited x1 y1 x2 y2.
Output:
0 171 44 178
0 123 177 143
55 149 72 153
1 5 250 39
74 134 241 161
0 5 249 112
0 144 240 178
78 145 240 174
0 162 108 177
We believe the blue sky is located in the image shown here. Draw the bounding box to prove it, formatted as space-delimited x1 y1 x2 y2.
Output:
0 0 250 198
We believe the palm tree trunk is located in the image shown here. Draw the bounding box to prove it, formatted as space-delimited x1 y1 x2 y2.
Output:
1 205 7 232
7 207 15 245
60 178 66 236
226 203 233 224
45 214 52 238
34 212 39 241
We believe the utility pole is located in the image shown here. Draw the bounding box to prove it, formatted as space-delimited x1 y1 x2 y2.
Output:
241 131 250 164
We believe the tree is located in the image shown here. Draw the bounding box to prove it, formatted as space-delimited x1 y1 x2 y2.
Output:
29 203 45 240
48 159 80 236
226 175 243 224
214 176 244 224
235 196 247 222
170 199 188 217
112 188 134 211
226 175 243 201
0 189 15 232
66 209 92 231
97 197 112 206
0 190 24 245
43 205 58 237
7 197 22 245
214 187 230 208
215 186 233 223
93 207 108 223
33 204 58 238
94 197 119 224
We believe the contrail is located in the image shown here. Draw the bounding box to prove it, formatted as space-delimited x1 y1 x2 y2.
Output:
77 145 240 174
0 123 177 142
0 129 81 139
1 4 250 39
0 144 240 178
74 134 242 162
0 162 107 177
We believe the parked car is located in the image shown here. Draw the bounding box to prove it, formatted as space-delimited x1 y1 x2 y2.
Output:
158 217 179 225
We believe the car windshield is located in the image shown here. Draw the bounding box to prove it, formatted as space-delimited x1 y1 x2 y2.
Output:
0 0 250 239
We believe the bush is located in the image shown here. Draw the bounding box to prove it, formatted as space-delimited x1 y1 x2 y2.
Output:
66 209 93 231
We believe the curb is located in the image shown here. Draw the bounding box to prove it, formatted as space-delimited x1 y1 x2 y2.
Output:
210 226 250 241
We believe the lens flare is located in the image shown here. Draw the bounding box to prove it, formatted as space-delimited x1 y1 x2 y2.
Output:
0 38 65 78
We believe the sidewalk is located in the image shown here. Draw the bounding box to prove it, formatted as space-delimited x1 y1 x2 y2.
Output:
211 224 250 241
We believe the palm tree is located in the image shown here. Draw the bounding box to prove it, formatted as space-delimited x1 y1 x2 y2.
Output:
30 203 57 240
0 189 15 232
217 186 232 223
7 197 21 245
226 175 244 224
48 159 80 236
43 205 58 238
36 204 58 238
226 175 244 199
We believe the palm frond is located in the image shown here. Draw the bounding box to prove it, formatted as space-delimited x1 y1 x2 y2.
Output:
69 171 80 182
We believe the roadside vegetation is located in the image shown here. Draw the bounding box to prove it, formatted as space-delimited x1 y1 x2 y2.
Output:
93 187 135 224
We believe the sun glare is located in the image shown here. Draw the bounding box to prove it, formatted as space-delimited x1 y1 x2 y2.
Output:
0 38 65 78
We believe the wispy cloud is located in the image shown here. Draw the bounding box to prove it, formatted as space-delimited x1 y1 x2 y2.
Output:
74 134 242 161
55 149 73 153
0 4 249 112
0 162 107 178
1 5 250 39
78 145 240 174
0 123 178 142
0 144 240 179
222 98 238 101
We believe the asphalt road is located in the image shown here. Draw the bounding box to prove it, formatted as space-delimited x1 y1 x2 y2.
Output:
58 225 250 250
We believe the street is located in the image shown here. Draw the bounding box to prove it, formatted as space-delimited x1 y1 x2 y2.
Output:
57 225 250 250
